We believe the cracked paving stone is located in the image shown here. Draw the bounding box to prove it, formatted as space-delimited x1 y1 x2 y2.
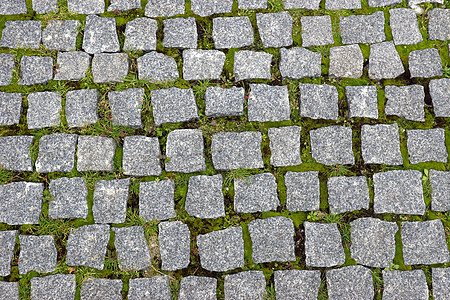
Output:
151 88 198 126
31 274 76 300
165 129 206 173
113 226 152 271
128 276 171 300
158 221 191 271
35 133 77 173
274 270 321 300
186 174 225 219
0 135 34 172
224 271 266 300
234 173 279 213
76 136 116 172
80 278 123 300
49 177 88 219
163 17 197 49
310 125 354 165
268 126 302 167
382 270 428 300
304 222 345 267
124 18 157 51
327 176 370 213
285 171 320 211
0 230 17 276
123 136 162 177
361 123 403 165
108 88 144 128
93 178 130 224
139 180 176 221
0 92 22 126
0 21 41 49
326 265 374 300
407 129 447 164
42 20 79 51
19 235 57 274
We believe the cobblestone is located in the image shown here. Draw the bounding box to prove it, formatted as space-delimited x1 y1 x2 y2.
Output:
0 182 43 225
19 235 57 274
368 41 405 80
0 21 41 49
80 278 122 300
328 176 370 213
326 265 374 300
301 15 334 47
19 56 53 86
279 47 322 79
77 136 116 172
409 48 443 78
430 78 450 117
123 136 162 176
65 89 99 127
224 271 266 300
385 85 425 121
310 125 354 165
158 221 191 271
31 274 75 300
139 180 176 221
165 129 205 173
124 18 157 51
234 50 272 81
299 84 339 120
304 222 345 267
151 88 198 126
0 230 16 276
285 171 320 211
145 0 184 17
340 12 385 44
248 84 290 122
163 17 197 49
137 52 179 83
361 123 403 165
113 226 152 271
128 276 171 300
108 88 144 128
234 173 279 213
54 51 91 81
186 174 225 219
93 178 129 224
0 92 22 125
82 15 120 54
205 86 244 117
49 177 88 219
430 170 450 212
268 126 301 167
274 270 321 300
35 133 77 173
382 270 428 300
183 49 225 80
0 53 15 86
257 12 293 48
213 17 254 49
179 276 217 300
0 135 34 172
407 129 447 164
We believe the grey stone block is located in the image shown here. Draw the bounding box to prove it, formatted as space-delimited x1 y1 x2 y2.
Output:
0 0 27 14
165 129 205 173
19 56 53 86
93 178 129 224
409 0 444 6
0 282 19 300
328 176 370 213
285 171 320 211
42 20 79 51
139 180 176 221
27 92 61 129
67 0 104 14
107 0 141 11
186 174 225 219
382 270 428 300
128 277 171 300
0 21 41 49
66 224 110 270
428 8 450 41
49 177 88 219
0 53 15 86
158 221 190 271
340 12 385 44
268 126 301 167
248 84 290 122
329 44 364 78
65 89 99 127
299 83 339 120
407 129 447 164
368 0 401 6
191 0 233 17
350 217 398 268
0 136 34 172
80 278 122 300
31 274 76 300
430 169 450 212
108 88 144 128
179 276 217 300
224 271 266 300
345 86 378 119
82 15 120 54
327 265 374 300
430 78 450 117
409 48 443 78
361 123 403 165
92 53 129 83
76 136 116 172
151 88 198 126
234 50 272 81
33 0 58 13
0 230 16 276
433 268 450 300
163 17 197 49
238 0 267 9
304 222 345 267
284 0 321 9
0 92 22 126
274 270 321 300
325 0 361 9
54 51 91 81
234 173 279 213
390 8 423 45
197 226 244 272
137 52 179 83
280 47 321 79
124 18 157 51
385 85 425 121
145 0 184 17
19 235 56 274
183 49 225 80
368 41 405 80
35 133 77 173
205 86 244 117
301 15 334 47
311 126 354 165
213 17 254 49
257 12 292 48
123 136 161 176
373 170 425 215
113 226 151 271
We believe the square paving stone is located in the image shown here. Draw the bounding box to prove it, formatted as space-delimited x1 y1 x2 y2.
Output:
107 0 140 11
137 52 179 83
145 0 184 17
368 0 401 5
0 53 16 86
113 226 151 271
183 49 225 80
401 220 450 265
0 92 22 126
428 8 450 41
0 0 27 14
191 0 233 17
165 129 206 173
0 135 33 172
67 0 104 14
409 48 443 78
49 177 88 219
432 268 450 300
92 53 129 83
234 50 272 81
82 15 120 54
327 265 374 300
390 8 423 45
139 180 176 221
19 235 56 274
151 88 198 126
124 18 157 51
27 92 61 129
279 47 321 79
430 169 450 212
213 17 254 49
373 170 425 215
35 133 77 173
65 89 99 127
382 270 428 300
304 222 345 267
66 224 110 270
249 216 296 263
31 274 76 300
211 131 264 170
0 21 41 49
350 217 398 268
128 276 171 300
361 123 403 165
93 178 130 224
80 278 122 300
430 78 450 117
123 136 161 176
19 56 53 86
33 0 58 14
274 270 321 300
301 15 334 47
340 12 385 44
0 230 17 276
268 126 301 167
0 282 19 300
179 276 217 300
310 126 354 165
285 171 320 211
108 88 144 128
385 85 425 121
205 86 244 117
158 221 190 271
299 84 339 120
368 41 405 80
234 173 279 213
42 20 79 51
54 51 91 81
325 0 361 9
284 0 321 9
248 84 290 122
186 174 225 219
407 129 447 164
76 136 116 172
163 17 197 49
329 44 363 78
224 271 266 300
238 0 267 9
257 12 293 48
197 226 244 272
345 86 378 119
328 176 370 213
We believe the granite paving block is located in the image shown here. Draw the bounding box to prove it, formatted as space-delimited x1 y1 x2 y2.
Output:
361 123 403 165
0 53 15 86
80 278 122 300
390 8 423 45
234 173 279 213
329 44 363 78
428 8 450 41
385 85 425 121
285 171 320 211
139 180 176 221
151 88 198 126
325 0 361 9
0 136 34 172
93 178 129 224
183 49 225 80
163 17 197 49
430 170 450 212
54 51 91 81
67 0 104 14
92 53 129 83
224 271 266 300
179 276 217 300
0 21 41 49
35 133 77 173
238 0 267 9
249 217 296 263
82 15 120 54
123 136 161 176
0 282 19 300
19 235 57 274
128 276 171 300
327 266 374 300
382 270 428 300
33 0 58 13
213 17 254 49
430 78 450 117
65 89 99 127
0 230 17 276
345 86 378 119
113 226 151 271
409 48 443 78
304 222 345 267
274 270 321 300
108 88 143 128
409 0 444 6
340 12 385 44
19 56 53 86
0 0 27 14
268 126 301 167
248 84 290 122
205 86 244 117
42 20 79 51
158 221 190 271
401 220 450 265
0 92 22 126
31 274 76 300
433 268 450 300
165 129 205 173
77 136 116 172
234 50 272 81
310 126 354 165
197 226 244 272
107 0 140 11
49 177 88 219
186 174 225 219
328 176 370 213
66 224 110 270
373 170 425 214
257 12 293 48
301 15 334 47
191 0 233 17
368 0 401 6
279 47 321 79
284 0 321 9
137 52 179 83
407 129 447 164
145 0 184 17
299 84 339 120
27 92 61 129
368 41 405 80
124 18 157 51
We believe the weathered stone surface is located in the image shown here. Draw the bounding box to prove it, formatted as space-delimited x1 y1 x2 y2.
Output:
248 84 290 122
268 126 301 167
0 21 41 49
54 51 91 81
328 176 370 213
123 136 161 176
151 88 198 126
27 92 61 129
213 17 254 49
340 12 385 44
301 15 334 47
0 92 22 125
224 271 266 300
284 0 321 9
382 270 428 300
145 0 184 17
80 278 122 300
390 8 423 45
345 86 378 119
191 0 233 17
139 180 176 221
285 171 320 211
49 177 88 219
329 44 363 78
77 136 116 172
179 276 217 300
234 173 279 213
407 129 447 164
183 49 225 80
433 268 450 300
0 230 16 276
31 274 76 300
158 221 190 271
205 86 244 117
274 270 321 300
107 0 141 11
373 170 425 215
137 52 179 83
35 133 77 173
409 48 443 78
124 18 157 51
0 0 27 14
327 266 374 300
368 42 405 80
186 174 225 219
67 0 104 14
238 0 267 9
163 17 197 49
299 84 339 120
409 0 444 6
310 126 354 165
257 12 293 48
280 47 321 79
66 224 110 270
430 170 450 212
304 222 345 267
361 123 403 165
0 136 34 172
326 0 361 9
42 20 79 51
113 226 151 271
234 50 272 81
197 226 244 272
19 56 53 86
108 88 143 128
368 0 401 6
0 282 19 300
128 276 171 300
92 53 129 83
385 85 425 121
165 129 205 173
428 8 450 41
82 15 120 54
65 89 99 127
19 235 56 274
430 78 450 117
93 178 129 224
0 53 15 86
